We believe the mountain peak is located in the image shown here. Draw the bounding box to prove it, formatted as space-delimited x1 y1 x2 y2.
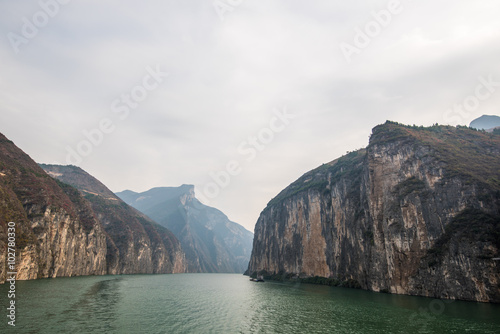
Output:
469 114 500 131
179 185 195 205
39 163 117 199
117 185 253 273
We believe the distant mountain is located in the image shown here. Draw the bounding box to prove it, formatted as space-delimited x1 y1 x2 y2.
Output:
39 164 186 275
248 122 500 303
117 186 254 273
469 115 500 132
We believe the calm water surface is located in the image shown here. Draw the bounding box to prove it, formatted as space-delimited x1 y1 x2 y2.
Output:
1 273 499 333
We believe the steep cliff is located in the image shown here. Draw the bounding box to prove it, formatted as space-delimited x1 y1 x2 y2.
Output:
0 133 107 283
39 164 186 275
248 122 500 302
117 186 254 273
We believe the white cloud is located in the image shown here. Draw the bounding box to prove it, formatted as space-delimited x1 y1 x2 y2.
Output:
0 0 499 231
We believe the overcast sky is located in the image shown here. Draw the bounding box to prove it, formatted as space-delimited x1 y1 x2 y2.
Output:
1 0 499 232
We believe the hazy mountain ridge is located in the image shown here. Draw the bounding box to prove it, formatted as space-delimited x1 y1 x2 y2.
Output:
117 186 254 273
469 114 500 132
247 122 500 302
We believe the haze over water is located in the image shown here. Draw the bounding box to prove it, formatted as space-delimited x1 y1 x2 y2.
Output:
1 274 499 333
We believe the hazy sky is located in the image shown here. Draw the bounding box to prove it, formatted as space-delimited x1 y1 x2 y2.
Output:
1 0 499 232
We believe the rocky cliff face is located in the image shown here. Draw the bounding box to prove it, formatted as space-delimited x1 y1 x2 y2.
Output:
40 164 186 275
0 132 186 284
0 134 107 283
117 186 254 273
248 122 500 302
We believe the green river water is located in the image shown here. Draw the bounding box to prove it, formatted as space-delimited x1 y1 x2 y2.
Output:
1 273 499 333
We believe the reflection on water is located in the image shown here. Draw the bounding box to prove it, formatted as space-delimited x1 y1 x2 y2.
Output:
1 274 499 334
59 278 121 333
0 276 122 333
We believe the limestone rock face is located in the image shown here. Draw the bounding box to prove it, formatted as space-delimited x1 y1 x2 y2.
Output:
0 132 186 284
0 133 107 283
16 205 107 280
248 123 500 302
39 164 187 275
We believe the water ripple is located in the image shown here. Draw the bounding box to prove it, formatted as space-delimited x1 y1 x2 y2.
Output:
1 274 499 333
